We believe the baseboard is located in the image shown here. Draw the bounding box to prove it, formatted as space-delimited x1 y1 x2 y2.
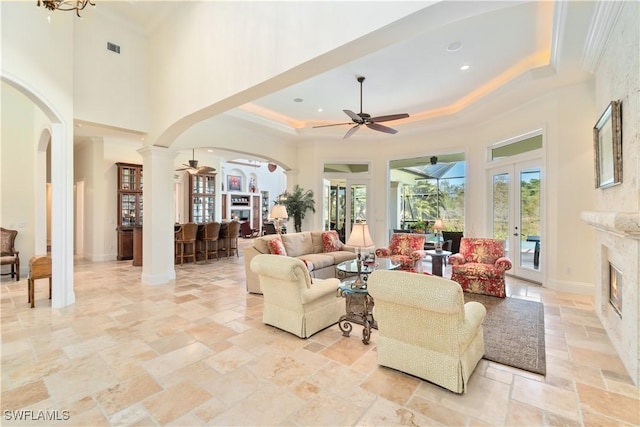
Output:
549 279 595 295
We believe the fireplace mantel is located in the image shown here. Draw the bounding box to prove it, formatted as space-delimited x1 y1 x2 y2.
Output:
580 211 640 239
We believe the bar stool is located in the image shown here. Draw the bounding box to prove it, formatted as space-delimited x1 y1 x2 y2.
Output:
202 222 221 261
28 255 52 308
175 223 198 265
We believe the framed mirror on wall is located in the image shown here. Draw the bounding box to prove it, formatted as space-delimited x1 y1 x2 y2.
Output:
594 100 622 189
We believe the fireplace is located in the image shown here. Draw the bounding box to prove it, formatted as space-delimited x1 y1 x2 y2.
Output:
609 263 622 317
581 211 639 386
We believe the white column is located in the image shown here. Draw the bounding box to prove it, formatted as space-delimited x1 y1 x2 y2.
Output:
138 146 178 285
50 122 75 308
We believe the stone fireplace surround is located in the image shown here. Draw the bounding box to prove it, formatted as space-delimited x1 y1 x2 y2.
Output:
581 211 640 386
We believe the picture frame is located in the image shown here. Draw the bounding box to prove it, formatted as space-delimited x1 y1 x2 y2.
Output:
227 175 242 192
593 100 622 189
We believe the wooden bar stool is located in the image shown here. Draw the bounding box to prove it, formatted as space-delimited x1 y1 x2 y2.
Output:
28 255 52 308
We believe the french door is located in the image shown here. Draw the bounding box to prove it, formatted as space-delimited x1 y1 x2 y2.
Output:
489 160 542 283
323 178 370 242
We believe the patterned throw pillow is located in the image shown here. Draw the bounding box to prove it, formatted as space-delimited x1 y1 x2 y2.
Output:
322 231 342 253
268 237 287 256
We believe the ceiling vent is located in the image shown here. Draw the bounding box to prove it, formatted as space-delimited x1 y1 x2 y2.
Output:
107 42 120 54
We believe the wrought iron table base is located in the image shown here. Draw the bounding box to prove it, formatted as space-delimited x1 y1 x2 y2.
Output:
337 291 376 344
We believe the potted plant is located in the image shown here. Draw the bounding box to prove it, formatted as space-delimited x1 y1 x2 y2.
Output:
411 219 426 234
280 185 316 232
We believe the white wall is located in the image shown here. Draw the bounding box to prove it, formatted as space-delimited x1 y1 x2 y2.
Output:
1 83 37 277
73 9 149 132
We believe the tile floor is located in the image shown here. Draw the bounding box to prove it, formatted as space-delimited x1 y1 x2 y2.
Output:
1 239 638 426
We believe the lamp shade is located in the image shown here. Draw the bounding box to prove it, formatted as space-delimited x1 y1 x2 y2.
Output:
270 204 288 219
346 222 374 248
433 218 446 231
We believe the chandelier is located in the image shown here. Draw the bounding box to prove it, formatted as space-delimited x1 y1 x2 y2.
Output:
37 0 95 17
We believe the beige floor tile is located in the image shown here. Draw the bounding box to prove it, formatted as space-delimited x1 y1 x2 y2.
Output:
576 382 640 425
512 375 581 421
142 381 212 425
1 247 637 427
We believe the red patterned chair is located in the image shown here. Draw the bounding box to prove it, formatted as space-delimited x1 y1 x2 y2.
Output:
375 233 426 271
449 237 512 298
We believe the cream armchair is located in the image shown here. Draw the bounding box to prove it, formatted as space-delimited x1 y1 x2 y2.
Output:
367 270 486 394
250 254 345 338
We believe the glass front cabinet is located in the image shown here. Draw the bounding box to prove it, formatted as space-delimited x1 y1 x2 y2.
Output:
116 162 143 260
189 173 216 223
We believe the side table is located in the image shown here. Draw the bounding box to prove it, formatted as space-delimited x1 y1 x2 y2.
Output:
337 279 376 344
425 250 452 277
28 255 52 308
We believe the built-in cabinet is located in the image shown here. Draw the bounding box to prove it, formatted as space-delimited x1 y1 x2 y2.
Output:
116 162 143 260
221 192 262 228
261 191 270 220
189 173 216 223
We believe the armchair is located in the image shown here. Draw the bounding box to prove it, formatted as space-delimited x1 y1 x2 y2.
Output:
250 254 344 338
375 233 425 271
367 270 486 394
449 237 512 298
1 227 20 281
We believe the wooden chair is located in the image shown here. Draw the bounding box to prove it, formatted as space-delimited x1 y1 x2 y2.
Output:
1 227 20 281
28 255 51 308
240 221 259 238
222 221 241 257
202 222 221 261
175 223 198 265
262 222 277 235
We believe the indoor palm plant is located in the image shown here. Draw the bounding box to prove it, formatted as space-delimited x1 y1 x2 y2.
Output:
280 185 316 232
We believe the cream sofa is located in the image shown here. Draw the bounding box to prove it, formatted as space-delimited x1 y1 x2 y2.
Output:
367 270 486 394
250 254 344 338
243 231 358 294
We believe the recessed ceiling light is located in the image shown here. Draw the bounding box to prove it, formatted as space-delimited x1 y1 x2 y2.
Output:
293 98 304 103
460 64 470 71
317 107 323 112
447 41 462 52
207 149 213 152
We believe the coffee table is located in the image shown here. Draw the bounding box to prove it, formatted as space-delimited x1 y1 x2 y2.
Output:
336 257 399 282
336 258 399 344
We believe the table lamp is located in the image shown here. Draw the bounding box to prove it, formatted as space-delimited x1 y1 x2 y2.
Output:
433 218 446 252
346 221 374 288
269 204 288 234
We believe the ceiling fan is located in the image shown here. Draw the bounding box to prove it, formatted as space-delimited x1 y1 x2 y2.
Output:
175 149 216 175
313 76 410 139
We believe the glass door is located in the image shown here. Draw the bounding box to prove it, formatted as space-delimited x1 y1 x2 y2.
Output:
323 178 370 243
489 161 542 283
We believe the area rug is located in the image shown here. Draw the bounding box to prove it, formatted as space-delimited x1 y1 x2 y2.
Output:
463 293 546 375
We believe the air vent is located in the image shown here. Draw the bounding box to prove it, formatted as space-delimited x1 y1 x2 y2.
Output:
107 42 121 54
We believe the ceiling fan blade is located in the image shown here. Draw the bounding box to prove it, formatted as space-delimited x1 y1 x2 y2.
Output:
343 124 361 139
343 110 363 123
312 122 353 128
369 113 410 123
175 167 190 171
366 122 398 134
198 166 216 173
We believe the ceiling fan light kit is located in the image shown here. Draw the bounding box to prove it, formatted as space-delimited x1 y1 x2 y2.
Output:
313 76 409 139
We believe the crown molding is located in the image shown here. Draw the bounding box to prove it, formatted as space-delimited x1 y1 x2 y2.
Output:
582 0 625 73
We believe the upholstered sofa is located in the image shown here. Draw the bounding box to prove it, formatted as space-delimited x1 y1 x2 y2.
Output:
449 237 512 298
250 254 344 338
367 270 487 394
375 233 426 271
243 231 360 294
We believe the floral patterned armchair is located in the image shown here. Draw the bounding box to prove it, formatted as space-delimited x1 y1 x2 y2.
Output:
375 233 426 271
449 238 512 298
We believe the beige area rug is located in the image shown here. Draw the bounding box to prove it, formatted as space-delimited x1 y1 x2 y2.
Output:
463 293 546 376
